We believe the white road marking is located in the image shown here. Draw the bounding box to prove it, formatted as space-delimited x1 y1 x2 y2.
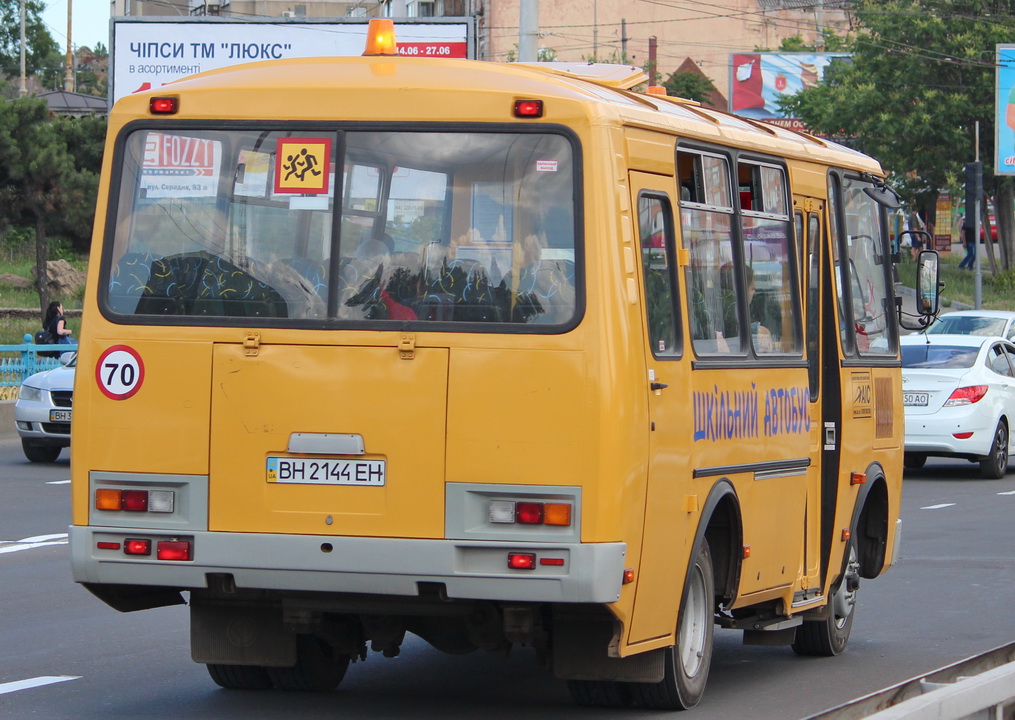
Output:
0 676 80 695
997 490 1015 496
921 503 957 510
0 533 69 554
46 480 71 485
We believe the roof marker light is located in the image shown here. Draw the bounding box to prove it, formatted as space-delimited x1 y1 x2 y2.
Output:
363 18 398 56
514 99 544 118
149 97 178 115
647 85 668 96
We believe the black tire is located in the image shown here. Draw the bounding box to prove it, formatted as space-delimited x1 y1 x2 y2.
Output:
207 663 273 690
22 440 61 464
266 635 349 692
979 421 1009 479
631 539 715 710
793 540 859 657
902 452 927 470
566 679 632 708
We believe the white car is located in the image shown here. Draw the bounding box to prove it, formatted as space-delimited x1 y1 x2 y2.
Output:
924 310 1015 341
14 353 75 463
902 334 1015 478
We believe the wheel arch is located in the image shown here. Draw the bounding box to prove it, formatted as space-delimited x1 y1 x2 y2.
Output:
849 461 890 580
696 479 743 606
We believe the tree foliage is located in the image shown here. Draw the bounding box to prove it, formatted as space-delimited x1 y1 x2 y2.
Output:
0 0 62 89
780 0 1015 267
0 97 104 310
662 69 719 106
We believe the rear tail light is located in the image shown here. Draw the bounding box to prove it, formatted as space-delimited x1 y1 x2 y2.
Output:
124 539 151 556
157 540 192 561
944 385 988 406
507 552 536 569
488 500 572 527
95 488 175 513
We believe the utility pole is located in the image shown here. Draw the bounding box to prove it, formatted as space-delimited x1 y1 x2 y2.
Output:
519 0 538 61
621 19 628 64
64 0 74 92
19 0 27 96
648 36 657 85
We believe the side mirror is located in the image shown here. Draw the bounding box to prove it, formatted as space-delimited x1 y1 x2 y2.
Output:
898 250 941 331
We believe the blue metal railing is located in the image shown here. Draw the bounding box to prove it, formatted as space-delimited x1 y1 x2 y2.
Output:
0 334 78 399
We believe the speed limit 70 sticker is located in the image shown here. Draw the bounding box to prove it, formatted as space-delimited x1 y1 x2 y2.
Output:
96 345 145 400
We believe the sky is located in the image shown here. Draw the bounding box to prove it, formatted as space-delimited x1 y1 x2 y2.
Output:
41 0 112 52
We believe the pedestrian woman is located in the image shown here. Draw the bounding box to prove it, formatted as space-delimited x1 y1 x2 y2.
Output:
43 301 74 344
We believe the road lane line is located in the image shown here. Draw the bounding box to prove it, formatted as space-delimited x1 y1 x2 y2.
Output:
921 503 957 510
46 480 71 485
998 490 1015 496
0 533 69 555
0 676 80 695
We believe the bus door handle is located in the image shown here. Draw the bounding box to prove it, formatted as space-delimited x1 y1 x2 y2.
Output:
650 382 669 391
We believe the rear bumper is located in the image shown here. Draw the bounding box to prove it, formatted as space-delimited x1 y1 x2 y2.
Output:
69 526 627 605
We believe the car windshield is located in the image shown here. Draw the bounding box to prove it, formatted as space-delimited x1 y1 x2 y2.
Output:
901 343 979 368
925 315 1007 336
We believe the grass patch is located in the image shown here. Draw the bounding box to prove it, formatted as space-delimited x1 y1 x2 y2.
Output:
898 248 1015 310
0 247 86 346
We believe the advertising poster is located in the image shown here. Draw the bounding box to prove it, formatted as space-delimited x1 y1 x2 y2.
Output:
112 18 474 106
729 52 849 127
995 44 1015 175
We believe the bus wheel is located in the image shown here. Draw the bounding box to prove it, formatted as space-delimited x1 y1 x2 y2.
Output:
902 452 927 470
979 420 1009 479
566 680 632 708
206 663 273 690
266 635 350 692
631 539 715 710
793 540 859 657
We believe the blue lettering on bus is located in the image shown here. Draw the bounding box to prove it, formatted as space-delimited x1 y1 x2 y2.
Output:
693 384 810 442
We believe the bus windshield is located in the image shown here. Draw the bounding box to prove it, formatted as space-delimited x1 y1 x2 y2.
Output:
105 128 578 327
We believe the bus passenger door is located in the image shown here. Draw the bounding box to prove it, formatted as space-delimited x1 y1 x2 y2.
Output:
627 173 693 643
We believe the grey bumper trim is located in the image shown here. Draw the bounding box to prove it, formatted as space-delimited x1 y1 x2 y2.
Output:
70 526 627 604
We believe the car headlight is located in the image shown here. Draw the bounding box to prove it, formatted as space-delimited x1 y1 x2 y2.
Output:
19 385 43 402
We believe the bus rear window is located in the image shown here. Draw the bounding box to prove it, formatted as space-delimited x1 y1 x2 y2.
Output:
104 128 578 328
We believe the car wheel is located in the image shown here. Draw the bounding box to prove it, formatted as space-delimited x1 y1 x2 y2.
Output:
793 539 859 656
630 539 714 710
903 453 927 470
979 420 1009 479
21 439 61 464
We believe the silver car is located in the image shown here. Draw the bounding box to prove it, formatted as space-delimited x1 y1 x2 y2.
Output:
14 353 75 463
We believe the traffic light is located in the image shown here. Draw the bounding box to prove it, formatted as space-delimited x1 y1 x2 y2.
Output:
964 161 983 230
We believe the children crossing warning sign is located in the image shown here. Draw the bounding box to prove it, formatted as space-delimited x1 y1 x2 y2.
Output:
275 138 331 194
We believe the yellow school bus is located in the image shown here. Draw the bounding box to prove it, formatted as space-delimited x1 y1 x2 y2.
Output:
70 21 936 709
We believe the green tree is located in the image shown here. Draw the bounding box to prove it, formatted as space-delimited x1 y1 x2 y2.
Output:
0 0 62 88
662 69 719 106
0 97 99 310
780 0 1015 269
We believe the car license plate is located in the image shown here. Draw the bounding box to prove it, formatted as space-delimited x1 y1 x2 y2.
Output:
266 456 385 486
903 392 929 406
49 409 72 422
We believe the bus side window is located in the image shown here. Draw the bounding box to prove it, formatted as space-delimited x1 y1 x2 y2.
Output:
638 193 680 357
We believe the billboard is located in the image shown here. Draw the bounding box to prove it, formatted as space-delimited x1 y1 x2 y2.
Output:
111 18 475 106
996 44 1015 175
729 52 849 128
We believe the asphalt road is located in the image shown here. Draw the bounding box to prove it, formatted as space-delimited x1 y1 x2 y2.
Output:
1 439 1013 720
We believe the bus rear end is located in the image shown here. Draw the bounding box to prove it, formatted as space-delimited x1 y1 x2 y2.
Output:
70 54 636 694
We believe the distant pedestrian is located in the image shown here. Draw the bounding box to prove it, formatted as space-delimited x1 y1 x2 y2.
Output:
43 301 73 345
958 225 977 270
909 210 926 260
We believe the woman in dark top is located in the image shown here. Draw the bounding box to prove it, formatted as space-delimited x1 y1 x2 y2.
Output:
44 301 73 344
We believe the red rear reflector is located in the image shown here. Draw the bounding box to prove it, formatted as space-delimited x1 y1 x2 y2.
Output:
507 552 536 570
540 557 565 566
97 541 121 550
157 540 192 561
149 97 178 115
514 99 544 118
515 502 544 524
953 431 974 439
124 539 151 556
122 490 149 512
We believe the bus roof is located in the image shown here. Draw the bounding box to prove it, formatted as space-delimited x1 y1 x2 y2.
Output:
119 55 882 175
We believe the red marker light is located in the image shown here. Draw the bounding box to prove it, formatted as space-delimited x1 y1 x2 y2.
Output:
149 97 178 115
515 502 544 525
124 539 152 556
122 490 149 512
540 557 565 567
97 541 121 550
507 552 536 570
514 100 544 118
157 540 192 561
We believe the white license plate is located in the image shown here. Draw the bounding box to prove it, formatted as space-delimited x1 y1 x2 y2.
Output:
903 392 929 406
266 456 385 486
49 409 72 422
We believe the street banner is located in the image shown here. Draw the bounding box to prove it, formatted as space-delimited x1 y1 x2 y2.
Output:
995 44 1015 175
729 52 849 129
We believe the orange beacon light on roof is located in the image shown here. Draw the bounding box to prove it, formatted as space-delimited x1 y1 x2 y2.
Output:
363 18 398 56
